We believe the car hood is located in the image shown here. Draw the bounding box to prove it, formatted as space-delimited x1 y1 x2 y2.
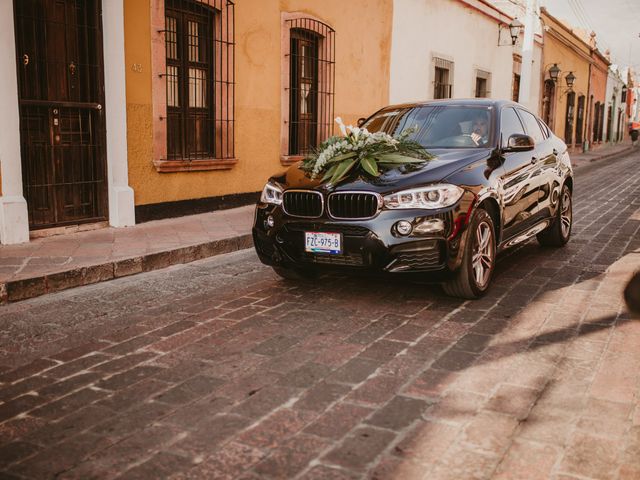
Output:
275 148 491 193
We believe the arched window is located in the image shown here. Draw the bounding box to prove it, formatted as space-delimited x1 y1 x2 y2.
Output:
281 15 335 163
542 80 555 127
564 92 575 145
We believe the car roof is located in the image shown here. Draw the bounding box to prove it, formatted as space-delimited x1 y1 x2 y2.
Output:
382 98 524 110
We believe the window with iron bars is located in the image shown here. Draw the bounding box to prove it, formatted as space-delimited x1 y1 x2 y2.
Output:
164 0 234 162
433 58 453 100
286 19 335 157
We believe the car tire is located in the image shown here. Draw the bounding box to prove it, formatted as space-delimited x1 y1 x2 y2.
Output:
443 208 496 299
271 265 318 281
537 184 572 247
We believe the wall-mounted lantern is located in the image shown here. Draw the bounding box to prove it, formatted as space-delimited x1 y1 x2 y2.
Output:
565 71 576 89
548 64 560 82
498 18 523 46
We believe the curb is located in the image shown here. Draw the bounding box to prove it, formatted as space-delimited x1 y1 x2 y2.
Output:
0 233 254 305
572 145 634 170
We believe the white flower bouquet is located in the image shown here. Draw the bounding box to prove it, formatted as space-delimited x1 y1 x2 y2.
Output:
300 118 432 186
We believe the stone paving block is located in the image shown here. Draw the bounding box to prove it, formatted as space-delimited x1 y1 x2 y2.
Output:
304 402 373 440
115 451 193 480
43 353 112 379
325 357 380 385
393 419 460 465
278 362 332 389
492 439 559 480
237 408 317 450
24 404 113 447
365 396 430 431
0 358 58 383
558 431 620 479
113 257 143 278
154 375 224 405
0 416 47 445
49 341 111 363
357 339 407 362
30 388 107 420
294 382 351 412
97 365 165 391
0 441 41 468
0 376 50 403
462 410 520 455
90 352 157 375
176 441 265 480
346 375 406 406
231 385 299 419
323 426 396 472
430 348 479 371
0 395 46 423
253 433 330 479
8 431 113 479
298 464 360 480
485 384 540 420
38 371 102 399
172 414 251 457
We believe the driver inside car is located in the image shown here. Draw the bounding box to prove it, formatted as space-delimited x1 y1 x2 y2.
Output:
470 112 490 146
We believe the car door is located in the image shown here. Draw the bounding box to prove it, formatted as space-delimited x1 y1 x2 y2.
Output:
498 107 542 241
516 109 558 221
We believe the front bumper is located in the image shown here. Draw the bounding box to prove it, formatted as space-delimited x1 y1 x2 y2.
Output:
253 196 474 276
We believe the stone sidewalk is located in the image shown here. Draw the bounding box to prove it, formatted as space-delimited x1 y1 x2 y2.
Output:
0 141 633 304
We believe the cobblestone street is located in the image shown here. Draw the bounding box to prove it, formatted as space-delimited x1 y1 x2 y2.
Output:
0 151 639 479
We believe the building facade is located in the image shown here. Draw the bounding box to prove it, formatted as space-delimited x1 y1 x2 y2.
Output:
587 46 610 150
539 8 592 152
0 0 393 244
389 0 542 108
604 65 627 144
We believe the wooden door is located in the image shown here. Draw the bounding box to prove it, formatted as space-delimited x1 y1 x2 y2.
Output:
14 0 107 229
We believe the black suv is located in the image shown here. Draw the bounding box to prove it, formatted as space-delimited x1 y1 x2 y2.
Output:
253 99 573 299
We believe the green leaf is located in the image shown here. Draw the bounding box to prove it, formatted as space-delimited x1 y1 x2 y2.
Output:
360 157 379 176
325 151 357 165
330 159 358 185
321 163 339 182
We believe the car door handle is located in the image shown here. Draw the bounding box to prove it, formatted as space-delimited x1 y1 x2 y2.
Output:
552 148 559 156
530 156 538 164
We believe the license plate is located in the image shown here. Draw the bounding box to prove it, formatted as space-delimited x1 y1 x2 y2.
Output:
304 231 342 254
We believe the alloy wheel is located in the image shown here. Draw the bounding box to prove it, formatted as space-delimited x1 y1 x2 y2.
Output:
472 221 494 289
560 189 572 238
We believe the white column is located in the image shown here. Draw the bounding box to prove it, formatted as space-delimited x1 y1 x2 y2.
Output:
0 0 29 244
518 0 537 111
102 0 135 227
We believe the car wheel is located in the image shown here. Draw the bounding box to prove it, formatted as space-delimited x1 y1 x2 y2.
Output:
443 208 496 299
537 184 572 247
271 265 318 281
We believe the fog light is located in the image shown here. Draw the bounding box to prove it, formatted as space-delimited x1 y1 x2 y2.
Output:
395 220 413 236
413 218 445 235
266 215 275 228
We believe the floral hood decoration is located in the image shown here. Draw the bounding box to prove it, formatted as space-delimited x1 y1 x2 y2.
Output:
300 117 433 186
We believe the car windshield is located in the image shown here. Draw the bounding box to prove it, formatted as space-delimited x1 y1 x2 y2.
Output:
363 105 494 149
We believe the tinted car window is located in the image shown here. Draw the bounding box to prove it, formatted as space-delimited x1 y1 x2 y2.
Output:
363 105 493 149
537 118 550 139
518 109 545 143
500 107 525 147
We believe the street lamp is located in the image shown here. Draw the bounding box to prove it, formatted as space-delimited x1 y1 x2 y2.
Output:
498 19 523 46
509 19 524 45
565 71 576 89
549 64 560 83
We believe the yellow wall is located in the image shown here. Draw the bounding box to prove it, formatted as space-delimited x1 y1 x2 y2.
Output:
123 0 393 207
541 11 591 147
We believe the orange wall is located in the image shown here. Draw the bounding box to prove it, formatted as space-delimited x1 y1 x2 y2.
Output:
541 11 591 148
123 0 393 207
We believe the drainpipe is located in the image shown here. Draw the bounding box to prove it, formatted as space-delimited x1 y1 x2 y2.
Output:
517 0 537 111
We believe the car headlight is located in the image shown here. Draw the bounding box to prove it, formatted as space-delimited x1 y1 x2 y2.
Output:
260 181 283 205
383 184 464 209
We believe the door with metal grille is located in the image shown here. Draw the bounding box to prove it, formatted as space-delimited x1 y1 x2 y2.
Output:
14 0 108 229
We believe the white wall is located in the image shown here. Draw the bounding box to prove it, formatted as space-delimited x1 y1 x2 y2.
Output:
604 66 625 142
390 0 541 107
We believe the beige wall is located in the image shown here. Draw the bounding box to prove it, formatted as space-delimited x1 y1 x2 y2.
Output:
124 0 393 207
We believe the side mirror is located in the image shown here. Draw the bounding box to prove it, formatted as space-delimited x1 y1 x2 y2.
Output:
357 117 367 127
503 133 535 152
